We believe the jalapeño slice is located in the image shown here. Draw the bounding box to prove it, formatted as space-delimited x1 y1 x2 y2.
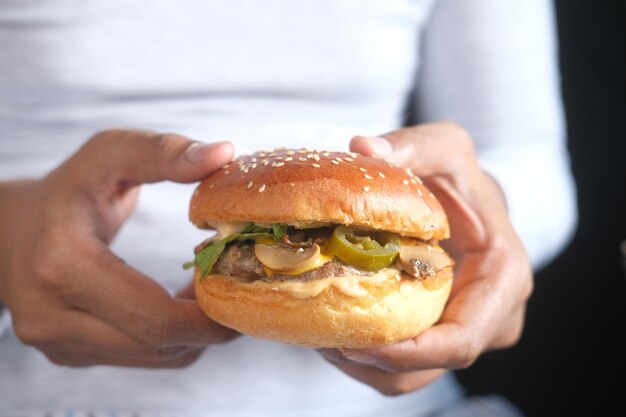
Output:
328 225 400 271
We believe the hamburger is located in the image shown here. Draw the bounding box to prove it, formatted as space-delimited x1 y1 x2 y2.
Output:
184 147 454 348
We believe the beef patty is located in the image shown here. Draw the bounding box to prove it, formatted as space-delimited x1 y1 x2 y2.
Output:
212 243 371 282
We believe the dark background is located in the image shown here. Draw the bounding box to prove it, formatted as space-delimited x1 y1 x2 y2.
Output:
456 1 626 415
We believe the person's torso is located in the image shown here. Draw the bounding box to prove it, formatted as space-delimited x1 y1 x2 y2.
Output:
0 1 465 416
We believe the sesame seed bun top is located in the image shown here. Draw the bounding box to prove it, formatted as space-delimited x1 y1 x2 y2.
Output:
189 147 450 240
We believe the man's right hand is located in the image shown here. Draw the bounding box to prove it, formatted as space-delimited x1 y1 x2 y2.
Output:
0 129 239 367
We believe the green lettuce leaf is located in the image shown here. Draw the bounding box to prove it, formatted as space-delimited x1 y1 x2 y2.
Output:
183 223 286 280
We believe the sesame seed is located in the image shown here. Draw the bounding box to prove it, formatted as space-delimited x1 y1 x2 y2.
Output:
311 163 321 168
378 172 386 179
259 153 266 157
275 156 283 160
359 167 367 172
251 163 257 169
269 152 277 157
247 181 253 189
331 160 340 165
363 186 370 192
251 157 257 162
335 157 343 162
262 159 269 166
347 152 358 158
415 176 423 184
298 157 307 162
272 162 285 168
297 149 307 154
222 164 229 169
259 184 266 192
208 184 215 189
224 170 230 175
402 180 409 185
322 152 330 157
429 192 435 198
417 189 423 197
284 157 293 161
344 157 354 162
405 167 414 177
244 168 249 173
287 150 295 156
364 174 373 180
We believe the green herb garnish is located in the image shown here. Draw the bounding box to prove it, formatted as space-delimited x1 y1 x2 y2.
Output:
183 223 287 279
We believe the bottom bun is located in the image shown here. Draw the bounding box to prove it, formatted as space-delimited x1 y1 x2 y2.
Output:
194 268 453 349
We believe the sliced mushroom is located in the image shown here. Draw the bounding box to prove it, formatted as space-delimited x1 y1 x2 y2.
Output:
254 242 322 272
399 243 453 279
281 233 313 248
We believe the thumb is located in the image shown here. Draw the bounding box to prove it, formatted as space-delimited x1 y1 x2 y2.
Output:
61 129 235 186
349 122 477 179
350 123 489 251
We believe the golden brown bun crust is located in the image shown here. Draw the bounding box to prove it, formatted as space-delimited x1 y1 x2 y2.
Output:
190 148 449 240
194 268 453 349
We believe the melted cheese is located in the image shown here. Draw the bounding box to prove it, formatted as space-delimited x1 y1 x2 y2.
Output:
206 221 249 238
263 252 334 277
267 268 400 299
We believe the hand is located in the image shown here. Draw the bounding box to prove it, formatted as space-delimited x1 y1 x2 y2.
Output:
0 129 239 367
319 122 533 396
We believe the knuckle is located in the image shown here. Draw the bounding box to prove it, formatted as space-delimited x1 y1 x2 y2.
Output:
442 121 472 143
452 340 481 370
441 121 476 159
499 313 527 349
500 326 523 349
13 319 51 347
30 240 58 284
84 129 120 150
30 234 73 292
141 316 171 349
153 132 187 157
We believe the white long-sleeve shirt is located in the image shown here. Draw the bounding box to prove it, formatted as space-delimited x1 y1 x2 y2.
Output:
0 1 576 416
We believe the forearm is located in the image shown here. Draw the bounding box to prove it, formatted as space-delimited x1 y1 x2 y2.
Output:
415 0 576 270
479 142 577 270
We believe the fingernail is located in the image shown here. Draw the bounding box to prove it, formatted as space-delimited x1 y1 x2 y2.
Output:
363 136 392 158
185 141 214 163
342 350 377 365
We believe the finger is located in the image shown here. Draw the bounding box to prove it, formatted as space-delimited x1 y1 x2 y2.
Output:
60 129 234 186
350 122 479 180
320 350 445 396
37 308 202 364
62 241 239 348
46 346 204 368
175 279 196 299
340 252 523 373
351 126 507 251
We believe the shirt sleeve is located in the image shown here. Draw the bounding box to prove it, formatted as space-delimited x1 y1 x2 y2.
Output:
415 0 577 271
